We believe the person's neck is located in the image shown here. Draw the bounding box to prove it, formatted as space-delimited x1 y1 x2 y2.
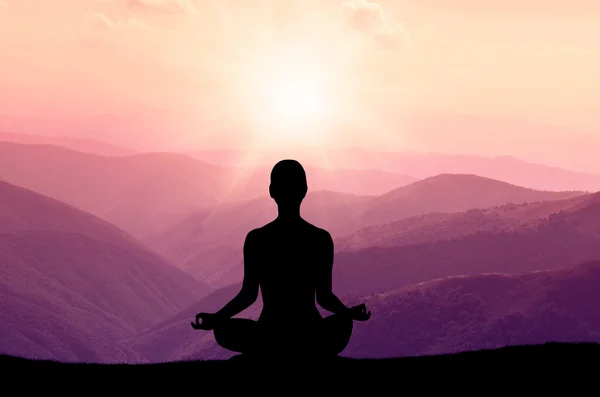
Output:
276 205 302 221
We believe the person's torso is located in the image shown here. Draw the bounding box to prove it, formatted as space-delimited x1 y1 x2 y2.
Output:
253 219 326 328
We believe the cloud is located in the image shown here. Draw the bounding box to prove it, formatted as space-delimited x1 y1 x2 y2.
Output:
81 13 151 48
87 13 117 31
374 22 411 50
339 0 411 50
341 0 388 32
127 0 197 14
533 45 599 59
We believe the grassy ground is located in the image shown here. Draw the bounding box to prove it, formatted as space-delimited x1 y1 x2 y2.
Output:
2 342 598 391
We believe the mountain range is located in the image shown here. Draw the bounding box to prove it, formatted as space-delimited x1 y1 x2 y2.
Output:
333 192 600 295
2 132 600 364
130 260 600 362
0 130 137 157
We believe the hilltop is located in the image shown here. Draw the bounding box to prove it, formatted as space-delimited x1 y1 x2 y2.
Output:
2 343 598 387
333 192 600 296
0 181 210 363
359 173 585 228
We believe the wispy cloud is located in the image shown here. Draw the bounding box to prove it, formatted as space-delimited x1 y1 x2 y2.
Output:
127 0 197 14
85 12 150 32
86 13 118 31
81 12 151 48
559 46 598 58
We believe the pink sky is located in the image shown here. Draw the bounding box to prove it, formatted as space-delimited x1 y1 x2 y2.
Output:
0 1 599 172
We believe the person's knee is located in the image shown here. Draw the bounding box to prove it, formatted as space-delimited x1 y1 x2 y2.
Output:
213 318 258 353
342 315 353 328
328 313 354 332
213 325 228 347
213 320 235 345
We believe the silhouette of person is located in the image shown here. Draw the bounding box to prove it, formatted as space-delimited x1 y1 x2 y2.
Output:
191 159 371 359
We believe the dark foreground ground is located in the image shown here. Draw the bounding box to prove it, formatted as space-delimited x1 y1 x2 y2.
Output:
2 343 599 391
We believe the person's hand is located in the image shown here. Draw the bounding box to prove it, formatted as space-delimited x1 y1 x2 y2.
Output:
190 312 221 330
348 303 371 321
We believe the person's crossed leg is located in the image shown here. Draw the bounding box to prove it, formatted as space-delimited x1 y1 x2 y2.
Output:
212 312 355 358
213 318 259 354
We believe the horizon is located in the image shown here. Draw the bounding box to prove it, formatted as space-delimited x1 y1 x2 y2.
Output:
2 126 600 178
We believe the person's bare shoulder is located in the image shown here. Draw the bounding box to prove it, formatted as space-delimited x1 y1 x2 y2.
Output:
306 223 333 246
243 228 264 258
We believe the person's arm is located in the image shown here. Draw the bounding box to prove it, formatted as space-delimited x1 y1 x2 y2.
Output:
315 231 351 315
214 230 260 319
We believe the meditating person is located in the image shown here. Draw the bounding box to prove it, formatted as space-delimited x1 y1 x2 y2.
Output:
191 159 371 358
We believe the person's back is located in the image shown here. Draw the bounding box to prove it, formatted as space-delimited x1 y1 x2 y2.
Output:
250 219 331 331
191 159 371 359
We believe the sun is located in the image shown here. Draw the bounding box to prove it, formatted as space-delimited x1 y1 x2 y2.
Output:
237 50 339 142
231 47 351 149
268 74 327 126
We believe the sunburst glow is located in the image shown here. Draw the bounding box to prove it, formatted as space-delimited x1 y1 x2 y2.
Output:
265 66 329 129
233 49 345 148
270 77 325 125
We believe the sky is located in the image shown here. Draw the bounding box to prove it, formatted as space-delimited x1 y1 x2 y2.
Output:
0 1 599 172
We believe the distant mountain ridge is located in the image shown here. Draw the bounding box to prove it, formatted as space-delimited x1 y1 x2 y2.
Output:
0 130 137 157
147 174 585 287
358 173 585 228
188 148 600 192
335 191 600 253
0 142 414 240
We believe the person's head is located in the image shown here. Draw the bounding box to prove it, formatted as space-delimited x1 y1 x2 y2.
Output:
269 159 308 207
